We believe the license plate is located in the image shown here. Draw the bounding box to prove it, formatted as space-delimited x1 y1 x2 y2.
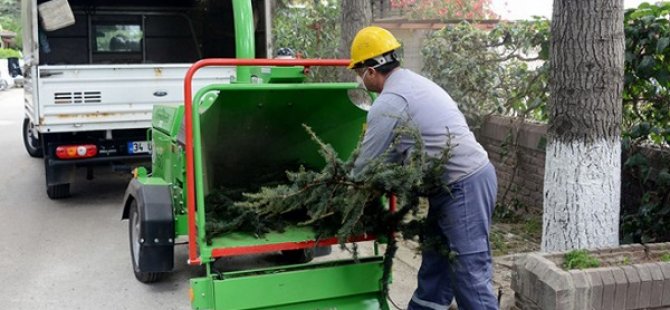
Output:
128 141 152 154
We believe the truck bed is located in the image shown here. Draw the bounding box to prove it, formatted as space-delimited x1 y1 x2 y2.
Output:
31 64 235 133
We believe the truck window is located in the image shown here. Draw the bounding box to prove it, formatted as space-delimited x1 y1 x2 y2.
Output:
94 24 143 53
89 16 143 64
36 1 267 65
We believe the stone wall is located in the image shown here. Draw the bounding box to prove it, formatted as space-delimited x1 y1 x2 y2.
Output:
477 116 667 218
477 116 548 213
512 243 670 310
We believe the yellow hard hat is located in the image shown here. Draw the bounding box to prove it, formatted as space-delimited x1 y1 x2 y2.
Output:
348 26 401 69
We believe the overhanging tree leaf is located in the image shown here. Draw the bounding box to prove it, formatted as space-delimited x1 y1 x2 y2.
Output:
656 37 670 53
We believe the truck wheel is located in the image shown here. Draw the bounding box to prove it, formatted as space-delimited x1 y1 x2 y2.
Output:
129 200 164 283
281 249 314 264
23 118 43 158
46 183 70 199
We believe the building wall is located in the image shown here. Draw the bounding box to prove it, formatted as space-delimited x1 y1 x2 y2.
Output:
386 28 431 74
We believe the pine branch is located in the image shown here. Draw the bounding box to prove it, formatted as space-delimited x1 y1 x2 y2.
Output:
205 123 454 298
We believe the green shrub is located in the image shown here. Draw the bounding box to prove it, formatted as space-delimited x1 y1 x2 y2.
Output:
523 217 542 240
563 250 601 270
421 18 550 127
272 1 340 82
0 48 20 59
489 231 508 256
620 2 670 244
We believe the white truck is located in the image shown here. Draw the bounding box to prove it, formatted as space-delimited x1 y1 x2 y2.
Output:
21 0 271 199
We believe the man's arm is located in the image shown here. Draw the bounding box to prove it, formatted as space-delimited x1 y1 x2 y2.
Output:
353 94 408 176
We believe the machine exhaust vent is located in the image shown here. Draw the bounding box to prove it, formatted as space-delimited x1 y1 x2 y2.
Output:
54 91 102 104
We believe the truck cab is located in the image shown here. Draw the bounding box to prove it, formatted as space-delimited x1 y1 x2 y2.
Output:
21 0 270 199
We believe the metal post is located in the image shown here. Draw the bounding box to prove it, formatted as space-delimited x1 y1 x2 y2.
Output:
232 0 255 83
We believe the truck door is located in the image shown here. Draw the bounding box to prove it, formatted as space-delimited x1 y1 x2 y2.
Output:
21 0 39 123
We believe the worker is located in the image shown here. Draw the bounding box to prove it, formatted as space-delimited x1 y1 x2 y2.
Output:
109 35 128 51
349 26 499 310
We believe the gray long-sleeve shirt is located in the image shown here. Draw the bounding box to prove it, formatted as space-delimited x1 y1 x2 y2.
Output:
353 68 489 184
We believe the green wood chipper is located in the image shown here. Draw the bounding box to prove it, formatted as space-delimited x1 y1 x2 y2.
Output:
120 1 392 309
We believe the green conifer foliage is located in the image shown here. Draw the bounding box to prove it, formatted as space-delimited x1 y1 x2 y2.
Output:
206 124 451 296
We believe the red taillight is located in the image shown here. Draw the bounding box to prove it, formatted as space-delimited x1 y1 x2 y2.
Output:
55 144 97 159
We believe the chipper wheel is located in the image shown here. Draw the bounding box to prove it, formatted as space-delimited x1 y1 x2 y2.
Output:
128 200 164 283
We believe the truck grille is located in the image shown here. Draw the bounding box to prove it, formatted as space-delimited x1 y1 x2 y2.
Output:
54 91 102 104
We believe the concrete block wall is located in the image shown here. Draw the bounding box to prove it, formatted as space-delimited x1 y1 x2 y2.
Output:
477 116 547 213
512 243 670 310
476 116 666 216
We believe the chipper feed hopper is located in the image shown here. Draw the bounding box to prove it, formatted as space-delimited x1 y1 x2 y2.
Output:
121 2 391 307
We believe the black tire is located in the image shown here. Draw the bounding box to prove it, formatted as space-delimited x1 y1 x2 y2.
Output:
23 118 43 158
129 200 164 283
46 183 70 199
281 249 314 264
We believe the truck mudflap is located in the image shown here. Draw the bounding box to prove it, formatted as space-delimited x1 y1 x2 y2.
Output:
123 178 175 273
190 257 389 310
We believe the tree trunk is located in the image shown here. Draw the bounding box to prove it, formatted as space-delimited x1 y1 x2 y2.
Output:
542 0 624 252
338 0 371 81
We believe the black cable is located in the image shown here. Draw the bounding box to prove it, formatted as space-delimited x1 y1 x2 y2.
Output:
498 288 503 306
387 295 406 310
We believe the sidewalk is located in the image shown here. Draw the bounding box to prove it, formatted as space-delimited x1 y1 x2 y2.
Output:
391 218 541 309
390 240 522 310
323 222 540 309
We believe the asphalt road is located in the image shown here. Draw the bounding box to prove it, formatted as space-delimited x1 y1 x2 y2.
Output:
0 88 419 309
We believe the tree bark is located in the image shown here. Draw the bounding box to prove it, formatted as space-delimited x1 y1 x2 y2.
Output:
338 0 371 81
542 0 624 252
